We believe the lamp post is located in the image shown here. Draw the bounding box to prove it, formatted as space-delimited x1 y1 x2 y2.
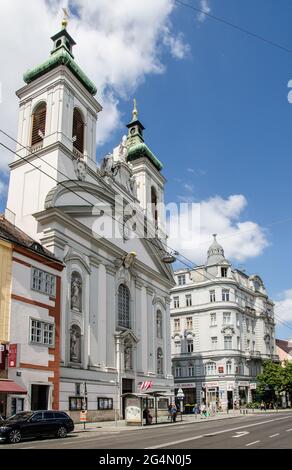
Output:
110 380 119 427
177 388 185 421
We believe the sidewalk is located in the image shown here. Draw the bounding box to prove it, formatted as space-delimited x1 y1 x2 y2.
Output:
73 410 243 434
73 408 292 434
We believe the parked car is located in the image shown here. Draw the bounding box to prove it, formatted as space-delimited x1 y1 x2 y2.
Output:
0 410 74 444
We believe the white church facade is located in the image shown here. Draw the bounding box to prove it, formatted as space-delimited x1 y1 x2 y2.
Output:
4 23 174 420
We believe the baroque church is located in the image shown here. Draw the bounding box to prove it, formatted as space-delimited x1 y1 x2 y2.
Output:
4 20 174 419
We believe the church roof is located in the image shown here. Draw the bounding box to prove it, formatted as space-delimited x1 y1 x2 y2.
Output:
23 47 97 96
23 24 97 96
205 234 226 266
127 142 163 171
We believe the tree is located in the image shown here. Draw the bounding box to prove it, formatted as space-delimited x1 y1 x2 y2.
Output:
256 360 284 402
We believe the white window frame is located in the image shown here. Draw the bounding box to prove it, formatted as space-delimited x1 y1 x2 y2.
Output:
223 312 231 325
188 365 195 377
187 340 194 353
210 290 216 303
211 336 218 350
178 274 186 286
31 268 56 297
30 318 55 347
210 313 217 326
185 294 192 307
186 316 193 329
224 335 232 350
226 361 232 374
205 362 216 376
173 296 180 308
174 318 180 331
222 289 230 302
175 367 182 378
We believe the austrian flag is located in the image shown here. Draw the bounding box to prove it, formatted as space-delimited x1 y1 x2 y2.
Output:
139 381 153 391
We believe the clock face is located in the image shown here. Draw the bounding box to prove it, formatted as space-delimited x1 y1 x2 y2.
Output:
130 127 135 135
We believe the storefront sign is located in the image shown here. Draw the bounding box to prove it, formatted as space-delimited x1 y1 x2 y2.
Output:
202 382 219 388
250 383 257 390
174 383 195 389
8 344 17 368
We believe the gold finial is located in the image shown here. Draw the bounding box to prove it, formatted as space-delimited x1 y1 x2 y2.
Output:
132 98 138 121
62 8 69 29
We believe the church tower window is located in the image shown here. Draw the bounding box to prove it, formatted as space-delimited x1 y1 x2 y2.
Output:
151 186 158 227
73 108 84 155
118 284 130 329
31 102 47 147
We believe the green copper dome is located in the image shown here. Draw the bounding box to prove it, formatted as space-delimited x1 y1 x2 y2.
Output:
23 28 97 96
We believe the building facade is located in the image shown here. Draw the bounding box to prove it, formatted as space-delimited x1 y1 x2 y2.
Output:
4 23 174 420
171 235 278 411
0 216 63 417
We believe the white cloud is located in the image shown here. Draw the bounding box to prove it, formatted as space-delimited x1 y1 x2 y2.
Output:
197 0 211 23
274 290 292 324
0 0 189 171
167 194 269 264
184 183 194 192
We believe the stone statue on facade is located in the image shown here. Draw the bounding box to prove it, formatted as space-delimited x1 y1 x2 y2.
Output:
71 273 82 312
118 135 128 162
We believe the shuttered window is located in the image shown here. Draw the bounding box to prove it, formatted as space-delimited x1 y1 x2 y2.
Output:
72 108 84 154
31 103 46 146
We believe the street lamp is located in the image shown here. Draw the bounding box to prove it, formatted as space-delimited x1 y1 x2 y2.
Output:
176 388 185 419
109 380 119 427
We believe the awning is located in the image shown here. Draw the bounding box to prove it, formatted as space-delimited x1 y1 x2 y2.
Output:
0 380 27 394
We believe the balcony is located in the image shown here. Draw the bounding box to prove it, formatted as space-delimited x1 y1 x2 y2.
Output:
73 147 84 160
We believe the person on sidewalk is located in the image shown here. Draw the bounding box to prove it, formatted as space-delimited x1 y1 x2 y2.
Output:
171 404 177 422
201 403 207 419
168 404 172 421
193 403 200 419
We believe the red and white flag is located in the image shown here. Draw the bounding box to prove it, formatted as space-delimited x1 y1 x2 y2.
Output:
139 381 153 391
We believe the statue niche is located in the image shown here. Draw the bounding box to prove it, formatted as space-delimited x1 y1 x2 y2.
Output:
71 271 82 312
70 324 81 363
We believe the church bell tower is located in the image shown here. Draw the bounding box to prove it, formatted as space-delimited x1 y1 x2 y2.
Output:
6 15 102 238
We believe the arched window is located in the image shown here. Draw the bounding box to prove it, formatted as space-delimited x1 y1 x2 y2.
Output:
205 362 216 376
188 363 195 377
71 271 82 312
118 284 130 329
156 310 162 338
70 324 81 363
151 186 158 227
31 102 47 147
72 108 84 154
187 339 194 353
157 347 163 374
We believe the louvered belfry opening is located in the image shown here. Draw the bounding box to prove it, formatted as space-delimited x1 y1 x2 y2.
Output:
31 103 47 146
72 108 84 154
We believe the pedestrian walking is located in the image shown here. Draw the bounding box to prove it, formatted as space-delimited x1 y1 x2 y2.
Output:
168 404 172 421
260 401 265 411
193 403 200 419
201 403 207 419
171 404 177 422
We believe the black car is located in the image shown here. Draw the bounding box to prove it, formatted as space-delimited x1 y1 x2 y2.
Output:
0 410 74 444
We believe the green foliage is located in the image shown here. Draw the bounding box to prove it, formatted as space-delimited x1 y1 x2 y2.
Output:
256 360 292 396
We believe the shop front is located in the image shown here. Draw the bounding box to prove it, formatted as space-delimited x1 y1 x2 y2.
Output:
0 379 27 418
202 382 219 408
237 381 249 406
174 383 196 413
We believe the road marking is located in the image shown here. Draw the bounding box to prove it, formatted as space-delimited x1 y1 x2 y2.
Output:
146 415 292 449
246 440 260 447
232 431 249 438
286 428 292 432
269 433 279 438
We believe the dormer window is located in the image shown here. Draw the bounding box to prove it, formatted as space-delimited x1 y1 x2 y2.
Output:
221 267 228 278
73 108 84 155
31 103 46 147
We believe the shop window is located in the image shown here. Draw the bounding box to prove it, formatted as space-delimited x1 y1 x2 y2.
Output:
97 398 113 410
69 397 87 411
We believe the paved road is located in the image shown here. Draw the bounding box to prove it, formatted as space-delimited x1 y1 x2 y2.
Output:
1 412 292 449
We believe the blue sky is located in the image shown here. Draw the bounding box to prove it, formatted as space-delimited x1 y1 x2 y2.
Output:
94 0 292 339
1 0 292 339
